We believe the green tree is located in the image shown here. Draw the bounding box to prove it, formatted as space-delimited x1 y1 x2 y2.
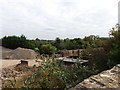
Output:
54 37 61 50
39 44 57 55
107 24 120 67
2 35 28 49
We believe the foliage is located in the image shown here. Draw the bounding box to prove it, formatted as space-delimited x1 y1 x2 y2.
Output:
2 35 28 49
23 56 98 89
107 24 120 67
23 70 65 89
2 34 108 55
38 44 57 55
2 56 98 89
88 48 108 71
88 24 120 71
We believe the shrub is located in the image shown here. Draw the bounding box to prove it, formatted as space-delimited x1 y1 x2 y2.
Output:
107 25 120 67
88 48 108 71
2 56 98 89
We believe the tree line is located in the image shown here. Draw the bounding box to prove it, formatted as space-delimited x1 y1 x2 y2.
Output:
1 34 108 55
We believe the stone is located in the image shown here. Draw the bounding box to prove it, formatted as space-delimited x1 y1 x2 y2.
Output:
69 64 120 90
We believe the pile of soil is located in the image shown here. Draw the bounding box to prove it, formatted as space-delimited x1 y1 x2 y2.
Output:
2 47 37 59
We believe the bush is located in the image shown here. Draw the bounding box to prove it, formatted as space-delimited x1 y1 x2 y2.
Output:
107 25 120 67
23 70 66 89
2 56 98 89
33 57 98 88
88 25 120 71
88 48 108 71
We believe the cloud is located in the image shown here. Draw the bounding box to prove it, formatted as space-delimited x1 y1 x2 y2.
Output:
0 0 119 39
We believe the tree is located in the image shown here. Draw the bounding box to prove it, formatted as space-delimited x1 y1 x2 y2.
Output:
2 35 28 49
54 37 61 50
107 24 120 67
38 44 57 55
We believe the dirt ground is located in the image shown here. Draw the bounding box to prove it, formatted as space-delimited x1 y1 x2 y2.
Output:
0 59 40 69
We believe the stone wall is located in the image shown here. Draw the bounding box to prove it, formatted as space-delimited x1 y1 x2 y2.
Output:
70 64 120 89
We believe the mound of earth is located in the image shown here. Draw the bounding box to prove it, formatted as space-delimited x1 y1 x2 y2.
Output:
2 47 37 59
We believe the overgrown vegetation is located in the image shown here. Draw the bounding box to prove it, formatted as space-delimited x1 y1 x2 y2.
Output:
1 24 120 89
2 57 98 89
88 24 120 71
107 24 120 67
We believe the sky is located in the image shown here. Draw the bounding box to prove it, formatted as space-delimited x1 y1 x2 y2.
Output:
0 0 119 40
118 1 120 25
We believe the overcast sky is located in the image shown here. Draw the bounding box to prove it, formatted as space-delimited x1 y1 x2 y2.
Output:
0 0 119 40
